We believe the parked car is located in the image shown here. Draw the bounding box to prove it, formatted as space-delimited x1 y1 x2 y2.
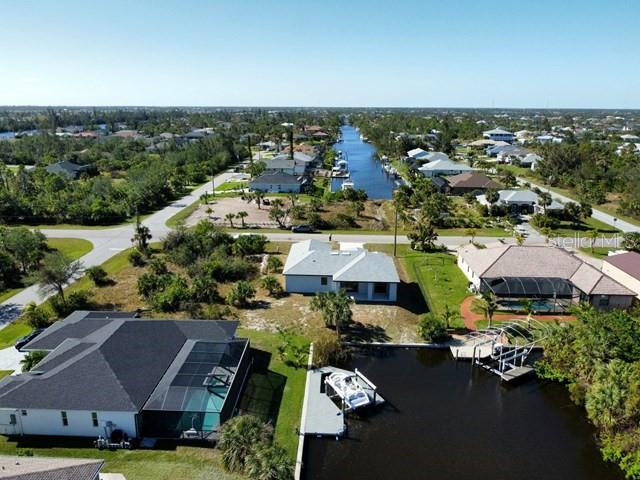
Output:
15 328 45 351
291 224 315 233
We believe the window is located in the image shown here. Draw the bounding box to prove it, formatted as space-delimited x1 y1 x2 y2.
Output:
61 411 68 427
374 283 388 295
20 410 27 416
91 412 99 427
320 277 328 286
599 295 610 307
342 282 358 293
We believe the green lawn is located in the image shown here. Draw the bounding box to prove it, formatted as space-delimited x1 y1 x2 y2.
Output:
0 371 13 379
538 216 620 238
47 238 94 260
368 244 470 328
236 329 307 458
166 199 201 228
579 246 615 259
0 288 22 303
215 181 247 192
0 323 32 350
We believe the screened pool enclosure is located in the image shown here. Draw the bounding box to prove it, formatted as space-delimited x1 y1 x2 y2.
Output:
481 276 579 313
141 338 251 439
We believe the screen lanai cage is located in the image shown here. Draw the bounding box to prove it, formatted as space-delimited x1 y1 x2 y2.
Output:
481 276 579 313
140 338 251 439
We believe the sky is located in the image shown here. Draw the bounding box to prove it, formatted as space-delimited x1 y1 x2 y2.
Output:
0 0 639 108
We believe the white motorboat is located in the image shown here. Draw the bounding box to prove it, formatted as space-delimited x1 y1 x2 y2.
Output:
341 181 355 190
325 372 371 410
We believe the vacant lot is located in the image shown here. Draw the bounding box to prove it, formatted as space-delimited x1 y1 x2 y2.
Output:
188 196 280 228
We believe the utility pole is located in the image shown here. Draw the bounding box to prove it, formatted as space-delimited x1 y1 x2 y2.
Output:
393 203 398 257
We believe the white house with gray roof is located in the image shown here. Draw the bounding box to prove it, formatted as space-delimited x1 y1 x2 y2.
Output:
476 189 563 214
283 240 400 302
457 245 635 311
0 311 250 440
418 159 474 178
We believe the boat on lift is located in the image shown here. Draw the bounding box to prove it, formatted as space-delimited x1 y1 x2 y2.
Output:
325 372 371 410
341 180 355 191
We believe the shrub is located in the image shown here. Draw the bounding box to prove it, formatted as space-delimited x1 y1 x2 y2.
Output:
276 327 309 368
128 248 145 267
218 415 273 473
313 331 350 367
195 303 236 320
245 442 293 480
148 257 168 275
530 213 559 229
266 256 283 273
190 275 218 302
151 275 191 312
20 302 52 329
137 272 170 300
233 235 268 256
417 314 449 342
226 281 256 308
329 213 357 229
261 275 283 297
49 290 92 318
85 265 109 286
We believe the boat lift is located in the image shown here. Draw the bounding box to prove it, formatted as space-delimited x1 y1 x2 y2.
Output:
452 318 548 382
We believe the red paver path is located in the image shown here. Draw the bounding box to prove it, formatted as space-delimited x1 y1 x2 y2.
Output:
459 295 575 331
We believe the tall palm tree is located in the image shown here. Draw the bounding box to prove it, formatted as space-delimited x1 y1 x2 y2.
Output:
310 290 354 337
236 211 249 228
254 192 265 210
479 291 499 328
586 229 599 253
225 213 236 228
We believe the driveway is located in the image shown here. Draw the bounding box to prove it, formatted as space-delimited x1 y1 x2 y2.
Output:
0 347 24 373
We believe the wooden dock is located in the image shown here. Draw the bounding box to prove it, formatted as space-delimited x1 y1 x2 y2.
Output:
501 366 534 382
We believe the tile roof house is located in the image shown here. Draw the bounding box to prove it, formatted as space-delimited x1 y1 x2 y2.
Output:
438 172 502 195
283 240 400 302
457 245 635 311
0 311 250 440
602 251 640 299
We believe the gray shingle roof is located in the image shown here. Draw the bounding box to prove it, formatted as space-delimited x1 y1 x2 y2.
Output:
0 312 240 412
249 172 302 185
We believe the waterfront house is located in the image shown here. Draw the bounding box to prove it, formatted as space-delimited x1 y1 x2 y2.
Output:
249 172 304 193
457 245 635 311
602 252 640 300
283 240 400 302
439 172 501 195
0 311 251 439
418 159 474 178
476 189 563 214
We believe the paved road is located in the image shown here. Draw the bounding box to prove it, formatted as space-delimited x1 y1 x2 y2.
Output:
520 177 640 233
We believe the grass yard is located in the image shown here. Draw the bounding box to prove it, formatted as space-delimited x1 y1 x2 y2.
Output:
541 216 620 238
0 288 22 303
0 436 243 480
579 246 616 259
368 244 470 328
47 238 93 260
0 323 32 350
0 371 12 379
166 199 201 228
215 181 247 192
236 328 307 458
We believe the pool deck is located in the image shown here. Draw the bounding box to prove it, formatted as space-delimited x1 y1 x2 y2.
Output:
301 366 384 438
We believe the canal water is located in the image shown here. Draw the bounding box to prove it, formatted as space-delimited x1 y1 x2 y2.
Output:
331 125 398 199
302 348 625 480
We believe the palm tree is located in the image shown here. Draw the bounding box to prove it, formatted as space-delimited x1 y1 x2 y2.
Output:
21 351 47 372
537 192 553 215
287 192 298 208
236 211 249 228
515 232 525 246
218 415 273 473
131 221 152 253
479 291 499 328
541 226 552 244
520 298 534 328
310 290 354 336
261 275 283 297
245 442 293 480
586 229 599 253
254 192 265 210
441 304 459 330
225 213 236 228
